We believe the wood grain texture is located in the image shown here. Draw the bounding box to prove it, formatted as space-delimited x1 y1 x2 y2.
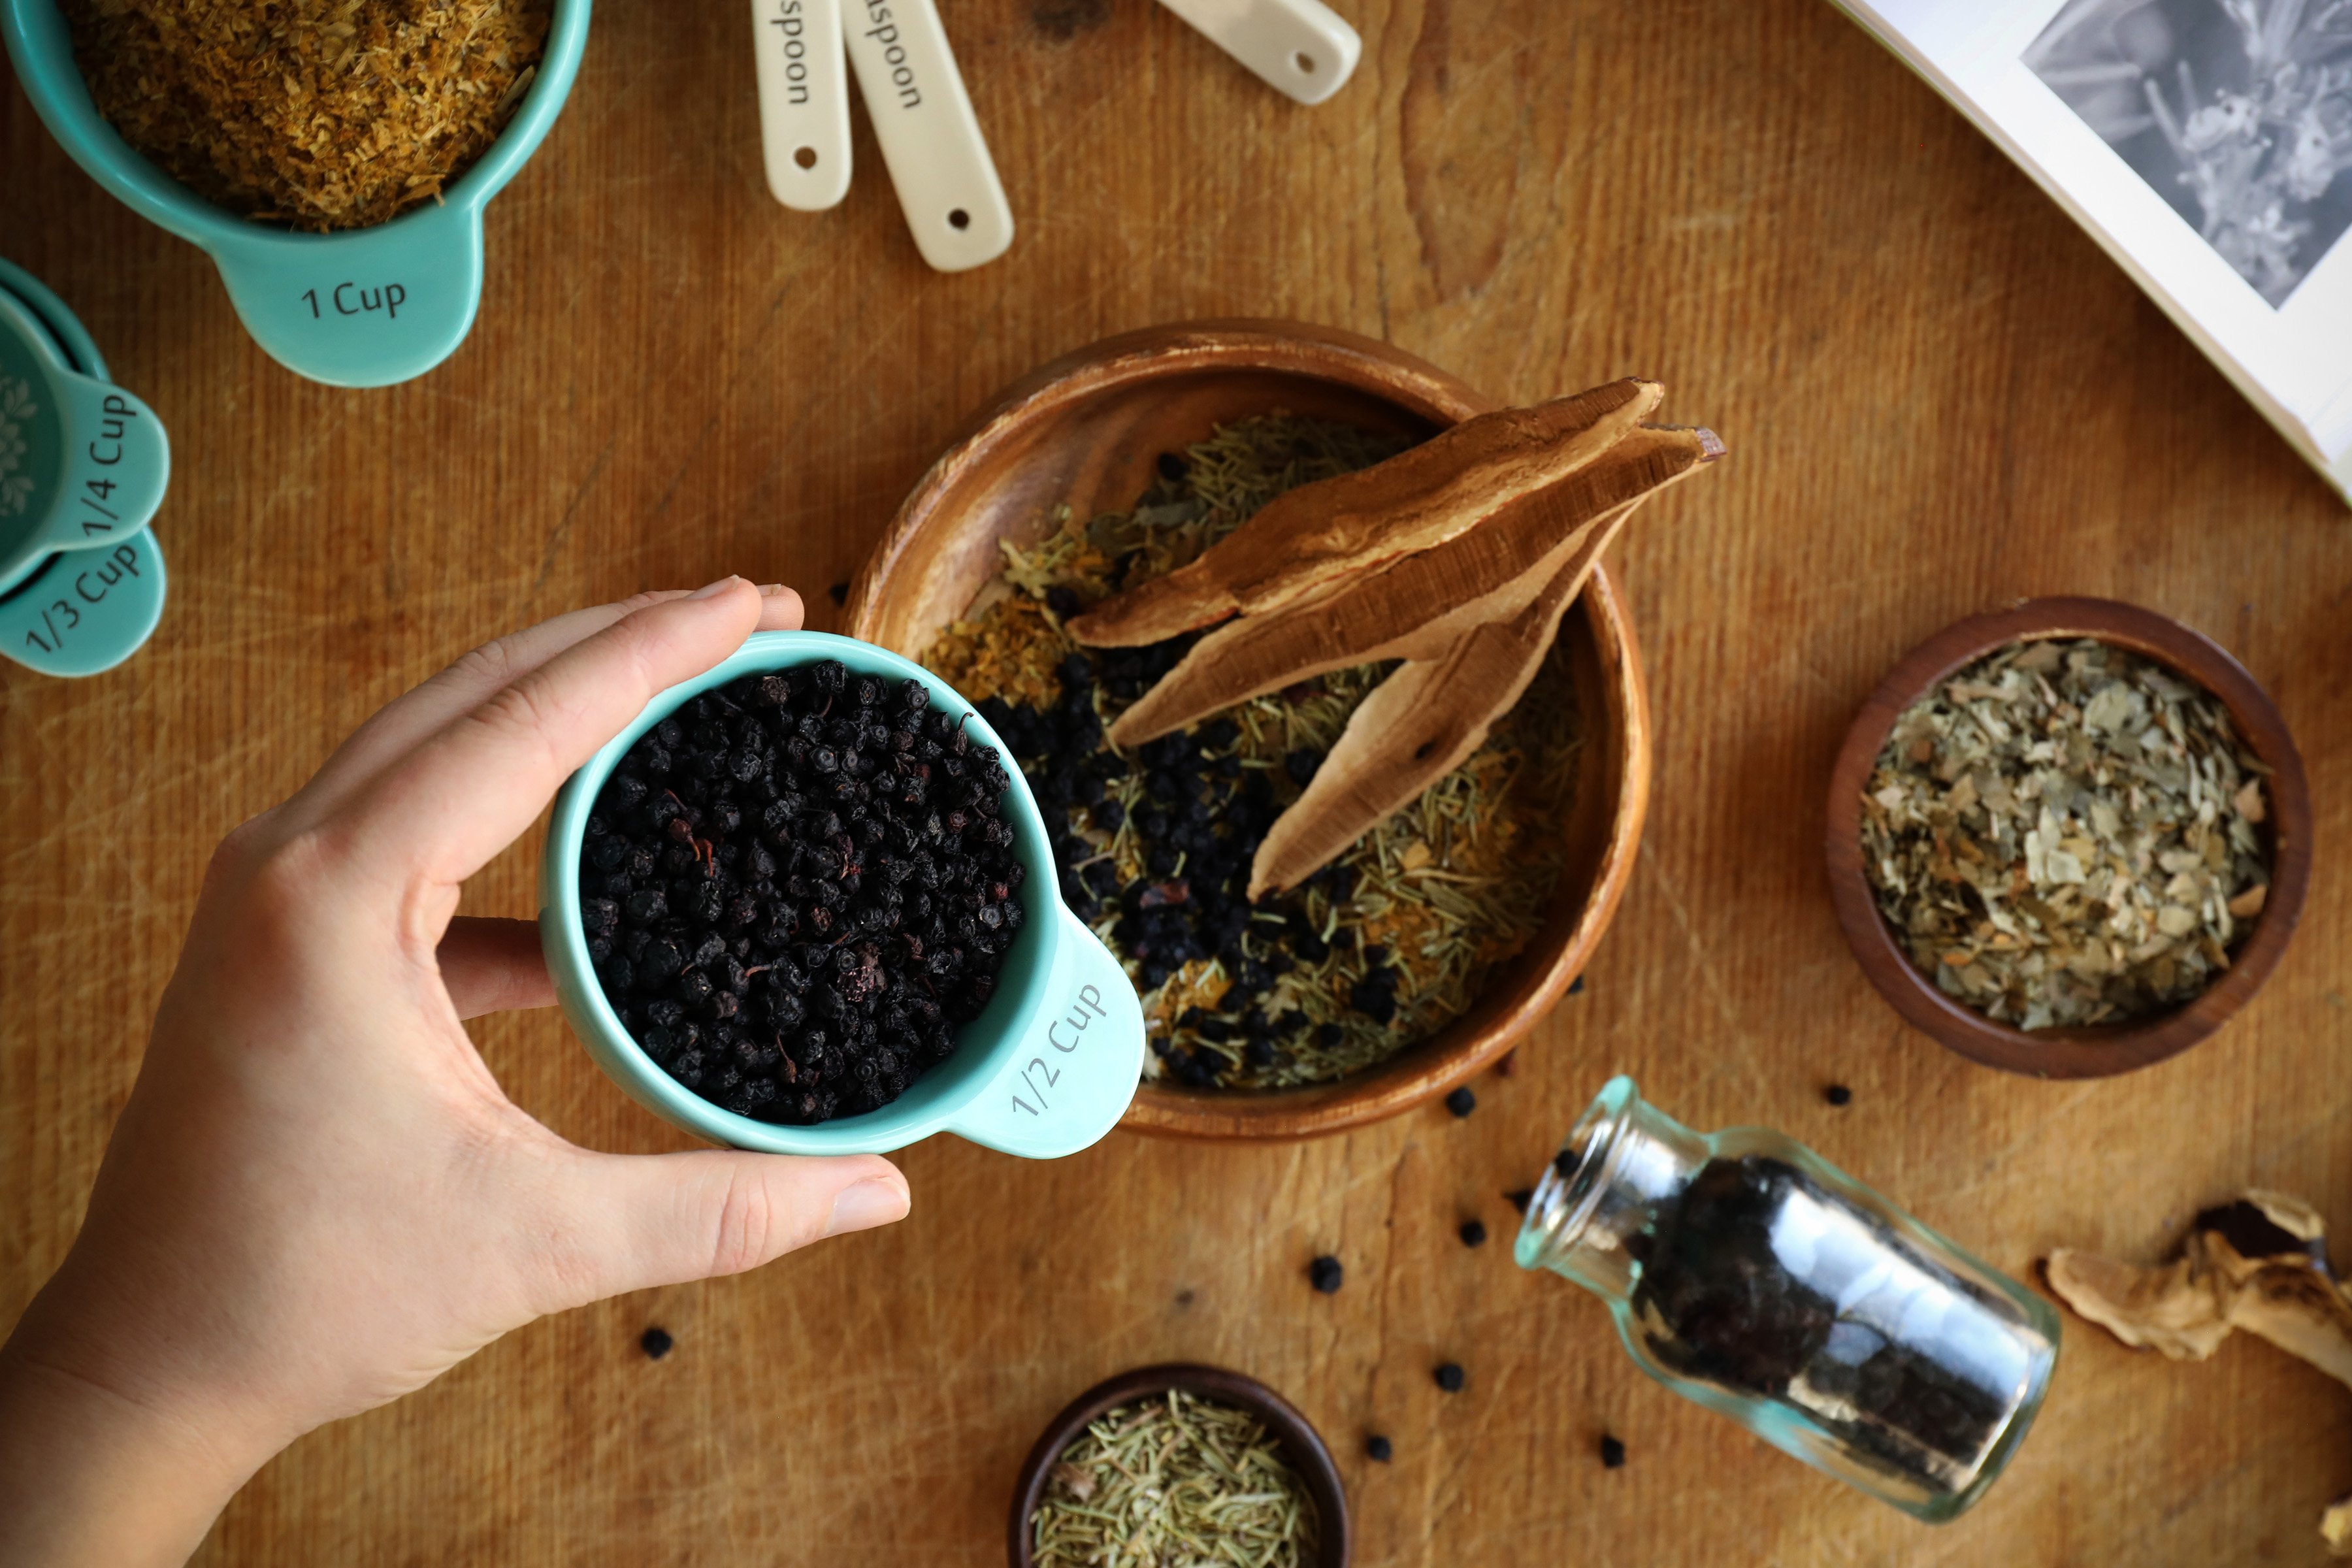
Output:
843 321 1651 1141
1824 597 2315 1081
3 0 2350 1563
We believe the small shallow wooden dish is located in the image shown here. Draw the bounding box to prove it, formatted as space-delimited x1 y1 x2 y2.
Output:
1007 1363 1349 1568
846 321 1651 1139
1825 597 2312 1079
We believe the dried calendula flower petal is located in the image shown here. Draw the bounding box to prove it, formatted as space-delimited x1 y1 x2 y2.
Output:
1859 638 2272 1030
1068 380 1663 647
2048 1193 2352 1557
1028 1389 1320 1567
61 0 553 232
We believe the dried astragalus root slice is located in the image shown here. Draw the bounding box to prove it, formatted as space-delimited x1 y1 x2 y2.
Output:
1107 423 1718 747
1247 493 1641 898
2047 1192 2352 1557
1066 379 1663 647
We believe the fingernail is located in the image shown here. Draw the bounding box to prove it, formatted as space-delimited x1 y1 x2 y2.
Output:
826 1176 909 1237
688 576 743 602
757 583 789 596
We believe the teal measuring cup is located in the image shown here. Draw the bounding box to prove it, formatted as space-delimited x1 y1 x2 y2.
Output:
0 256 168 676
542 630 1147 1159
1 0 591 389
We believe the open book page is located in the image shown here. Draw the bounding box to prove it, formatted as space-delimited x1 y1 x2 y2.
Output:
1836 0 2352 498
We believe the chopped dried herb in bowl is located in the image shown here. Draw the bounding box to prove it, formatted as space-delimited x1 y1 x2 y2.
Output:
921 414 1584 1090
60 0 553 231
1859 638 2272 1030
1028 1389 1320 1568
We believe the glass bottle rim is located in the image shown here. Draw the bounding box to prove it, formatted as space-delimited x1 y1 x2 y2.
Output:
1514 1073 1641 1271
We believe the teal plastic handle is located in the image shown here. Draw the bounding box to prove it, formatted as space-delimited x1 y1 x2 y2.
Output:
43 365 169 555
947 909 1147 1158
208 205 485 389
0 529 167 676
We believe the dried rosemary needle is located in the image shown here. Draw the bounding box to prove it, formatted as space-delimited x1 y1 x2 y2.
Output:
1029 1390 1320 1568
1860 638 2272 1030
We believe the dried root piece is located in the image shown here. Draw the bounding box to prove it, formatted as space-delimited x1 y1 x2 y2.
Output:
1106 424 1720 747
1246 500 1637 898
1066 379 1664 647
2047 1192 2352 1556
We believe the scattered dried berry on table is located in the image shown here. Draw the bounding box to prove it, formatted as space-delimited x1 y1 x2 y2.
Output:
1434 1362 1465 1393
921 414 1582 1091
1445 1086 1477 1118
1460 1218 1488 1248
1506 1187 1535 1215
1309 1255 1345 1294
640 1327 673 1360
1365 1433 1394 1462
1028 1389 1320 1567
1824 1084 1853 1107
1861 638 2272 1030
827 580 850 605
580 661 1021 1124
61 0 553 231
1600 1434 1626 1469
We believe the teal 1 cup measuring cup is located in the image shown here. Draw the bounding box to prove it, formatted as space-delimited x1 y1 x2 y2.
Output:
1 0 591 389
541 630 1147 1160
0 256 168 676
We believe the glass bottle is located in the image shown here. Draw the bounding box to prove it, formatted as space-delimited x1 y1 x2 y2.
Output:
1514 1076 2059 1522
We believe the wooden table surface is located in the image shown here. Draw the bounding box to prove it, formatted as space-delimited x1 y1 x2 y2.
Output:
5 1 2349 1563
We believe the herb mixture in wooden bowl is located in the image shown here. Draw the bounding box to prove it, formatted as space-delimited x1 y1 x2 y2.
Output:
847 322 1683 1139
1827 598 2313 1079
1008 1364 1347 1568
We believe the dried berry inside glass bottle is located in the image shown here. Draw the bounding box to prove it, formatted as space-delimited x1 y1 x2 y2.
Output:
1514 1077 2059 1522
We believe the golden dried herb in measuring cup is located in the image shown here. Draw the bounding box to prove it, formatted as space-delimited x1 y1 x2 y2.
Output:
1859 638 2272 1030
921 414 1583 1091
1028 1389 1320 1568
59 0 553 231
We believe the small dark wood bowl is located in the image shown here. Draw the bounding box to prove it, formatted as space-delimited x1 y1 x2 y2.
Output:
1825 597 2312 1079
1007 1363 1350 1568
847 320 1652 1140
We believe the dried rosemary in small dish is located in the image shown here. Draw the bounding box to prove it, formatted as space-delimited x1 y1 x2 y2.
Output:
61 0 553 231
921 413 1584 1090
1860 638 2272 1030
1028 1390 1320 1568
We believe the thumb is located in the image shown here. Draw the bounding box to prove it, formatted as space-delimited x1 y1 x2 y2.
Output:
540 1150 909 1309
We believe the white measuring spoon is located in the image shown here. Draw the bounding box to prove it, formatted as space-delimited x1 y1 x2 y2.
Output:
753 0 852 210
842 0 1014 271
1156 0 1361 106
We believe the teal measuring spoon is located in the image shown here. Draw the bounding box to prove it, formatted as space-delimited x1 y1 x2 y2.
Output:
1 0 592 388
542 631 1147 1160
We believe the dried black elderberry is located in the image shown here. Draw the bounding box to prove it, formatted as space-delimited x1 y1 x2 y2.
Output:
581 662 1023 1126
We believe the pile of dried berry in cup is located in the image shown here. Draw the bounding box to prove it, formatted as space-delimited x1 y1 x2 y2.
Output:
578 660 1023 1125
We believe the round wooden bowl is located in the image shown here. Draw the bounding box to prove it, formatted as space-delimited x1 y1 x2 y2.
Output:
1825 597 2312 1079
845 320 1652 1139
1007 1363 1349 1568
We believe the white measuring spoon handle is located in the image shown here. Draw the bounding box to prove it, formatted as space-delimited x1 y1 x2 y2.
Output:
842 0 1014 271
1156 0 1361 105
753 0 851 210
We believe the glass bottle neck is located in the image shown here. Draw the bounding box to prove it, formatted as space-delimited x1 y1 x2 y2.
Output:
1514 1075 1708 1301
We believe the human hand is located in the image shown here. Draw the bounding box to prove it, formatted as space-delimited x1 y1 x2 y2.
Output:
0 580 911 1567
